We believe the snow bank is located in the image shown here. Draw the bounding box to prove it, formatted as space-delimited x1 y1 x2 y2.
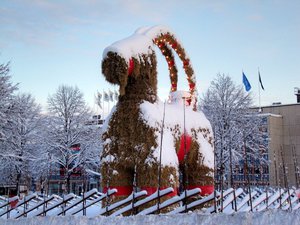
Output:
2 210 299 225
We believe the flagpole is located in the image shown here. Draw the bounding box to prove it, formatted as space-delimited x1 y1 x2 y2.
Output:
107 89 110 115
113 89 116 106
102 89 105 119
258 67 262 113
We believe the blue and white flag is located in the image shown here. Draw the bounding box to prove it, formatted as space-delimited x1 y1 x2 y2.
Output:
242 72 251 92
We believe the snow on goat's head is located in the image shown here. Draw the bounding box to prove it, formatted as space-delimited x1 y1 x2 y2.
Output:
102 31 156 96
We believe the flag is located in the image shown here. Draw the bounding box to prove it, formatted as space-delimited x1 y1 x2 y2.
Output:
95 92 102 109
109 90 114 102
259 71 265 90
114 90 118 101
242 72 251 91
103 91 109 102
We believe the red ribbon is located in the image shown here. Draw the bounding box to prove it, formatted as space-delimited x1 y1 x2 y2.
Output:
10 199 19 209
103 186 179 197
296 189 300 199
189 83 195 90
187 185 214 196
177 134 192 162
103 186 133 196
186 98 192 106
128 58 134 76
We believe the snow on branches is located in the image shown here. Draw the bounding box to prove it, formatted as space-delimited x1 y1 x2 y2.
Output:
201 74 268 188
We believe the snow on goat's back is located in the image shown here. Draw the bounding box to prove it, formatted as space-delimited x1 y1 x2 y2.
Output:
140 98 214 169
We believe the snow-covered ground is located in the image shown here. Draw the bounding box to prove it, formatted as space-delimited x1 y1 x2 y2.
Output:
1 210 299 225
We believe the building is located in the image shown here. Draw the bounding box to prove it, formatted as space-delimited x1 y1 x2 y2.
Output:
255 103 300 188
252 89 300 188
217 89 300 189
47 162 100 196
45 115 103 196
45 142 101 196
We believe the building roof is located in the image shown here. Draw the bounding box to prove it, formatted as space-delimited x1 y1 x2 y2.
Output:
252 102 300 110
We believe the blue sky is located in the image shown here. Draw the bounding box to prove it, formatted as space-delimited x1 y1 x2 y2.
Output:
1 0 300 113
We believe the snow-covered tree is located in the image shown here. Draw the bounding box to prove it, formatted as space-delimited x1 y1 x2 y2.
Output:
0 62 18 144
0 92 43 194
0 61 19 186
45 85 101 193
201 74 266 188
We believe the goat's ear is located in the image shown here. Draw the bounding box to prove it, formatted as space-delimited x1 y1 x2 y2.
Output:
102 52 128 96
